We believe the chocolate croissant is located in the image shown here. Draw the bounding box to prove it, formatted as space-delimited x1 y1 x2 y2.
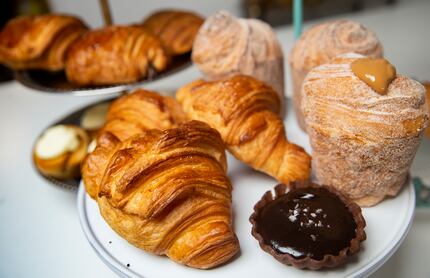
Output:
0 14 87 71
65 26 170 85
82 121 239 269
176 75 311 183
83 89 186 198
142 9 204 55
302 53 429 206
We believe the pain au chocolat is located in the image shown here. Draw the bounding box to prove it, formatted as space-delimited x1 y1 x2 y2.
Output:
65 26 170 86
0 14 87 71
302 53 429 207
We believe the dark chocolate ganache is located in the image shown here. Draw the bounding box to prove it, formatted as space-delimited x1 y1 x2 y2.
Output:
256 187 357 260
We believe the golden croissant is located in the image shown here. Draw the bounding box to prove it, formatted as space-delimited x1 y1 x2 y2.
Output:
142 9 204 55
83 89 186 197
65 26 170 85
82 121 239 269
0 14 87 71
176 75 311 183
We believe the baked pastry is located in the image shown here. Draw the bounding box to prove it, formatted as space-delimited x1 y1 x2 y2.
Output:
250 182 366 270
34 124 89 179
82 89 187 197
302 53 429 207
142 10 204 55
82 121 239 269
65 26 170 85
100 89 187 141
423 82 430 138
176 75 311 184
0 14 87 71
192 11 285 113
81 102 111 139
289 19 383 131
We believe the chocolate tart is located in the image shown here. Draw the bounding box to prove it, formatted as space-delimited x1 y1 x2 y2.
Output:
249 181 366 270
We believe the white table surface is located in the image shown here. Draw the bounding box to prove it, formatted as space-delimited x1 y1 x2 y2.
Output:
1 1 429 277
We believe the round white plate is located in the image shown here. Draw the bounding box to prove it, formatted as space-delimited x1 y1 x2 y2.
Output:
77 105 415 278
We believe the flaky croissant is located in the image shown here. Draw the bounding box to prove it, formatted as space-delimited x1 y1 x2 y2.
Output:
142 9 204 55
82 121 239 269
83 89 186 197
176 75 311 183
65 26 170 85
0 14 87 71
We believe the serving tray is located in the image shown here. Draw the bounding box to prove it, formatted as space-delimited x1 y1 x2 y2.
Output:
15 54 191 96
77 102 415 278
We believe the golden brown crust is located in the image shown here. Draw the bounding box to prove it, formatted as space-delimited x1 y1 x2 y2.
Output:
65 26 170 85
0 14 87 70
142 10 203 55
423 82 430 138
302 53 429 206
34 125 89 180
82 89 186 198
176 75 311 183
82 121 239 269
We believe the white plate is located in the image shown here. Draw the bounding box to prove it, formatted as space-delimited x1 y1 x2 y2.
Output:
77 104 415 278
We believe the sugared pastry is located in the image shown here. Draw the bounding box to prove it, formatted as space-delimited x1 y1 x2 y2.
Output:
34 125 89 179
289 19 383 131
82 121 239 269
65 26 170 85
250 182 366 270
82 89 186 198
302 53 429 207
142 10 204 55
177 75 311 184
192 11 285 112
0 14 87 71
423 82 430 138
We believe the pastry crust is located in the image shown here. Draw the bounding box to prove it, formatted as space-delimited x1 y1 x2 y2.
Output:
82 121 239 269
0 14 87 70
192 11 285 113
65 26 170 85
34 125 89 179
177 75 311 184
82 89 186 198
142 9 203 55
289 19 383 131
302 53 429 207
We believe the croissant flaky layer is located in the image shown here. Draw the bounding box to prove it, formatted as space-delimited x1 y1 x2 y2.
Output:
142 9 204 55
0 14 87 70
82 89 186 198
302 53 429 206
177 75 311 184
82 121 239 269
65 26 170 85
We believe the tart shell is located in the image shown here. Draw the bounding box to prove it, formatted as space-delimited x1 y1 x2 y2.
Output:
249 181 366 270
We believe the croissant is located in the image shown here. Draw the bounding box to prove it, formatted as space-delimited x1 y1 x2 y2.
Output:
302 53 429 206
65 26 170 85
0 14 87 71
176 75 311 183
192 11 285 113
289 19 383 131
142 10 204 55
83 89 186 197
82 121 239 269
